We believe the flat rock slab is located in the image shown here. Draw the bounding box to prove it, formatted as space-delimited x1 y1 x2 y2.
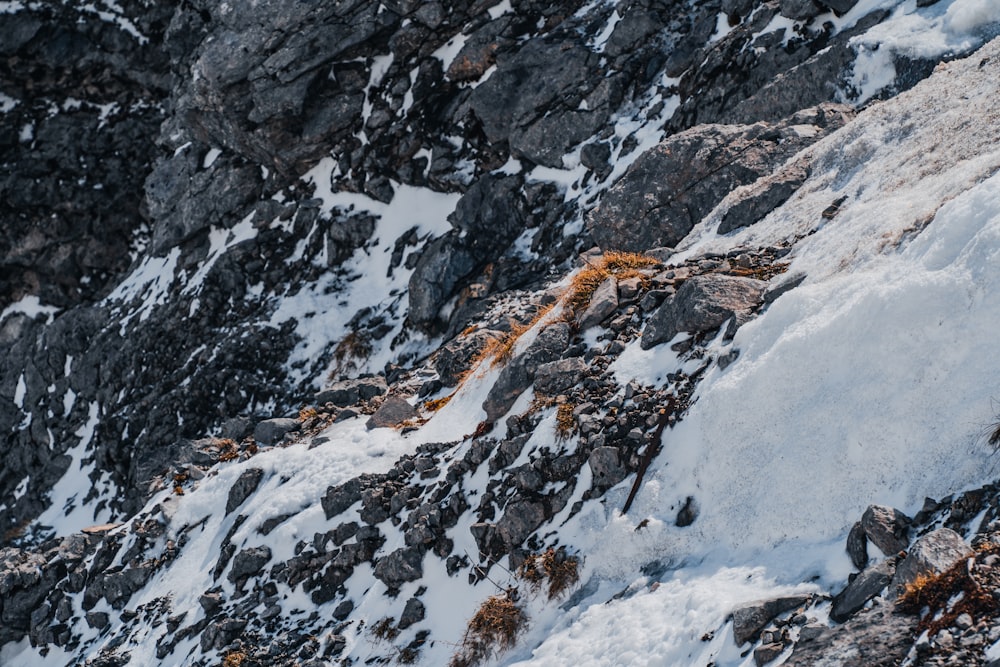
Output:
732 594 812 645
642 274 766 349
830 559 895 622
784 605 916 667
534 357 588 395
890 527 972 596
254 418 300 446
366 397 418 429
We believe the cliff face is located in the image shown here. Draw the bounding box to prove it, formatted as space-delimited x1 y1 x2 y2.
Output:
2 1 1000 666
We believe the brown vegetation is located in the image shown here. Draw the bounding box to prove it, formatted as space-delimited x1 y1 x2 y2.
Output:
449 591 527 667
565 251 658 315
520 547 580 599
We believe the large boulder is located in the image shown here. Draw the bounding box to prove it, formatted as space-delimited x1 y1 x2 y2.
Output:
889 528 972 596
587 106 850 252
641 274 767 349
860 505 910 558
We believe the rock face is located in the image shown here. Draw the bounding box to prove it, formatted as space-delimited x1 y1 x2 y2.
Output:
889 528 972 596
642 274 767 349
784 605 917 667
586 105 852 252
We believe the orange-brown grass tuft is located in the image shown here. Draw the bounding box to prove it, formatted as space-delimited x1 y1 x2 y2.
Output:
222 651 246 667
469 302 558 371
298 406 319 421
449 592 527 667
726 261 789 281
370 617 401 642
423 394 454 412
897 543 1000 635
215 438 240 462
555 403 577 440
519 547 580 599
565 251 658 314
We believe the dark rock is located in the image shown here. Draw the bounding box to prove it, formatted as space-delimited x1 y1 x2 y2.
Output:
890 528 972 596
719 163 811 234
315 377 388 406
830 559 895 622
779 0 823 20
675 496 698 527
85 611 109 630
534 358 588 396
587 109 845 252
860 505 910 558
228 546 272 583
732 595 811 645
495 500 547 551
818 0 860 14
322 478 363 519
398 597 425 630
226 467 265 515
588 447 627 489
847 521 869 570
642 275 767 349
366 397 418 429
373 547 424 588
754 642 785 666
784 605 916 666
254 418 300 446
578 277 619 330
482 322 570 422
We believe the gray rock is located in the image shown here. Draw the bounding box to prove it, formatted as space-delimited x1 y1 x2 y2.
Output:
495 500 547 551
85 611 109 630
798 623 826 642
366 396 418 429
482 322 570 422
322 478 364 519
578 277 619 330
373 547 424 588
534 358 588 396
755 642 785 666
847 521 869 570
779 0 823 20
861 505 910 558
830 559 895 622
398 597 425 630
254 418 300 446
818 0 860 14
890 528 972 596
587 109 843 252
588 447 627 489
784 605 916 666
228 546 272 583
732 595 811 645
226 467 264 515
642 275 767 349
315 376 388 406
719 163 810 234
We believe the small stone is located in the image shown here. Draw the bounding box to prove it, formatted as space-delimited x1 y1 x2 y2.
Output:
861 505 911 558
955 613 974 630
754 642 785 666
226 467 264 515
798 623 825 642
398 597 426 630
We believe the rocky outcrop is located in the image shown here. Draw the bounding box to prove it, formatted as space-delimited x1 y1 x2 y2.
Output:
586 105 852 252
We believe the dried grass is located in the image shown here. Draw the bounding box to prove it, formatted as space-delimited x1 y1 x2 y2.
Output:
423 394 454 412
449 592 527 667
519 547 580 599
565 251 658 315
222 651 246 667
898 544 1000 634
555 403 577 440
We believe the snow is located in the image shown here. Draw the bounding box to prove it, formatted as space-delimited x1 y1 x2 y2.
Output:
104 248 181 331
0 92 17 112
1 294 60 323
182 213 258 298
202 147 222 168
272 165 461 385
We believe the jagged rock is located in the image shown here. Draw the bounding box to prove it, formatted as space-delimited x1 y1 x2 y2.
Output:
322 478 364 519
226 467 264 515
483 322 570 422
373 547 424 588
90 566 152 609
784 605 916 666
719 163 811 234
85 611 109 630
228 546 272 584
254 418 300 446
819 0 860 13
315 377 388 407
495 500 547 551
830 559 895 622
847 521 869 570
534 358 588 396
588 447 627 490
468 39 620 167
755 642 785 666
861 505 911 558
890 528 972 596
398 597 425 630
200 618 247 652
366 397 418 429
676 496 698 527
587 108 845 252
408 175 527 332
779 0 823 20
578 277 619 330
732 595 812 645
433 330 497 386
642 275 767 349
